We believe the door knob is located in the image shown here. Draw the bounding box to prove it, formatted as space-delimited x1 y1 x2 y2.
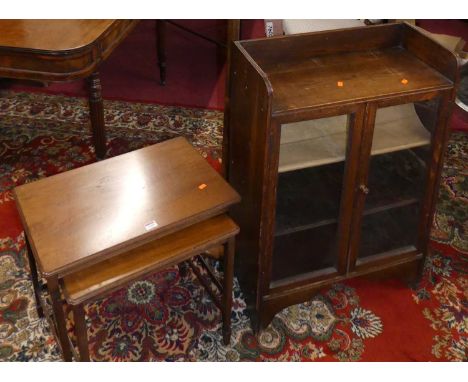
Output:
359 184 370 195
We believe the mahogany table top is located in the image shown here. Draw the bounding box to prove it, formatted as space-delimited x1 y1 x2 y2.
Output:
14 137 240 277
0 19 138 81
0 20 115 51
63 214 239 304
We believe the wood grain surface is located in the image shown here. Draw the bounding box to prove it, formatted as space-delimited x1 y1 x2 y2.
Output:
0 20 115 51
63 214 239 304
15 137 240 277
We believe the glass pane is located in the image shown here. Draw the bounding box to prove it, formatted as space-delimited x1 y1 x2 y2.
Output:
357 102 433 260
271 114 350 283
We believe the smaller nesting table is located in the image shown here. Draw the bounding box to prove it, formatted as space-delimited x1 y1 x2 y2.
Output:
14 137 240 361
64 214 238 361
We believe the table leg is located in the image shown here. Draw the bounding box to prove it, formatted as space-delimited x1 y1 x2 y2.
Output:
73 304 90 362
88 71 107 159
24 235 44 319
222 237 235 345
46 276 73 361
156 20 167 85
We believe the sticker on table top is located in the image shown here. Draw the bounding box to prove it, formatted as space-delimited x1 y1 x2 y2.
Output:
145 220 159 231
198 183 207 190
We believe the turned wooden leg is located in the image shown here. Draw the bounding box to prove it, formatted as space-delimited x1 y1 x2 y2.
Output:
222 237 235 345
73 304 90 362
88 72 107 159
156 20 167 86
46 276 73 361
25 235 44 319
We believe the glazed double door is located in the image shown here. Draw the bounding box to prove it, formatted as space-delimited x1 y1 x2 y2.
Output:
269 94 448 290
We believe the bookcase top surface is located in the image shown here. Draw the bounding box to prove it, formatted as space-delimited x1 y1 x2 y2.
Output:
268 46 451 114
238 24 456 116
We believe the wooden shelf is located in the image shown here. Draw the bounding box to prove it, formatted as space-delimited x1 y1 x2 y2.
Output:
272 148 426 283
358 203 420 260
275 161 343 235
272 222 338 282
272 201 420 283
275 148 426 236
278 103 431 173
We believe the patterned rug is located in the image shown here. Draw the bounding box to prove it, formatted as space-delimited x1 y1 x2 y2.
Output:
0 91 466 361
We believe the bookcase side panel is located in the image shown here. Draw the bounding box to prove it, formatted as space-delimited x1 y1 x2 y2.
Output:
227 45 273 320
402 23 459 85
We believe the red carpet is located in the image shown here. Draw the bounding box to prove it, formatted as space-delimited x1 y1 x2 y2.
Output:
0 21 467 361
0 92 466 361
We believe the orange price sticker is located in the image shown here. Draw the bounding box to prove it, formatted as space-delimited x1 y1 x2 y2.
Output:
401 78 409 85
337 81 344 87
198 183 207 190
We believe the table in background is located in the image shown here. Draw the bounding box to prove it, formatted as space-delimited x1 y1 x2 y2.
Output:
0 20 138 158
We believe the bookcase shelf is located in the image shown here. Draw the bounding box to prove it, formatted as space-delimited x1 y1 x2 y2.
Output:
279 103 431 173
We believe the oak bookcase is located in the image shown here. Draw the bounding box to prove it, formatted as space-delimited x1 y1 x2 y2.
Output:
225 23 458 330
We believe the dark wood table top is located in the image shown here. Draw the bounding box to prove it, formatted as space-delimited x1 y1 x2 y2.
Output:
0 19 138 81
0 20 115 51
14 137 240 277
238 24 455 116
63 214 239 304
